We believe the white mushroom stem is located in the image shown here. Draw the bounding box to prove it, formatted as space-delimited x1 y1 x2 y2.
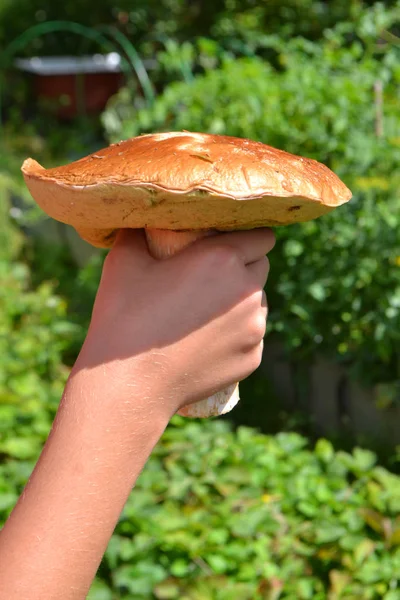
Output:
145 227 240 418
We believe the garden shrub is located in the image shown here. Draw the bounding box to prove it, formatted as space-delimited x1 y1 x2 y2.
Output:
0 0 385 58
102 33 400 389
0 264 78 464
93 421 400 599
0 205 79 479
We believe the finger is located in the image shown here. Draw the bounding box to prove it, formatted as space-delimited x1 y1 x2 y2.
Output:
111 228 153 265
200 228 275 265
253 289 268 322
247 255 270 288
258 289 268 320
261 291 268 322
248 290 268 325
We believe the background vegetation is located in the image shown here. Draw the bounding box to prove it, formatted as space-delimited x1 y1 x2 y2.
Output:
1 1 400 598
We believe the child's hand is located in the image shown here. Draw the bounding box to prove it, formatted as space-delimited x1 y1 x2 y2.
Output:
74 227 275 417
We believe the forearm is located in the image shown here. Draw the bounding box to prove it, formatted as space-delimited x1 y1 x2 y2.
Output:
0 366 170 600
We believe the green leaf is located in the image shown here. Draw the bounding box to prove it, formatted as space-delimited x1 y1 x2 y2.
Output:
383 591 400 600
315 439 334 463
353 448 377 472
354 539 375 565
389 527 400 547
1 437 41 460
0 492 18 511
284 240 304 258
206 554 229 574
170 559 191 578
113 563 167 595
360 509 386 535
329 569 351 596
154 580 181 599
87 579 113 600
308 282 327 302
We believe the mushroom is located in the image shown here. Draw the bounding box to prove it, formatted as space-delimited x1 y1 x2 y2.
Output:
22 131 352 418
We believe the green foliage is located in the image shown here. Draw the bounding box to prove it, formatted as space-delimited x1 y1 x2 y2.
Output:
0 204 80 465
0 264 79 461
103 31 400 386
0 177 23 263
89 421 400 599
0 0 392 58
0 134 47 243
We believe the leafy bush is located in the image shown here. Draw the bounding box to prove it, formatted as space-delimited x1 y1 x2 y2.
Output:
2 399 400 599
91 423 400 598
0 266 78 463
0 201 80 466
103 33 400 387
0 0 385 58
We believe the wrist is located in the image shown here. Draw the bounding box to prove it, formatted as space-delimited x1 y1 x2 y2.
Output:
67 355 176 428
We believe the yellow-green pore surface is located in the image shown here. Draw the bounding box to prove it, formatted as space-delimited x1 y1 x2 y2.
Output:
22 132 352 248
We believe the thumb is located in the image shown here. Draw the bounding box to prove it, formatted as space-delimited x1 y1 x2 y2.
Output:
109 228 153 266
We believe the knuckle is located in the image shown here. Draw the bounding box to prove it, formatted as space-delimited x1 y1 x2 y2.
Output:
265 229 276 251
241 344 264 379
262 290 268 308
257 255 270 283
246 290 268 314
254 312 267 339
256 228 276 253
251 342 264 369
248 313 267 346
241 310 267 352
262 255 270 273
207 244 242 270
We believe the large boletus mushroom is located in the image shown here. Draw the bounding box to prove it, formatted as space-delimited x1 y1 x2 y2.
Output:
22 131 352 418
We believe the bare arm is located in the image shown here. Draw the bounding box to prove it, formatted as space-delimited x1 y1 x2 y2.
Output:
0 369 169 599
0 228 274 599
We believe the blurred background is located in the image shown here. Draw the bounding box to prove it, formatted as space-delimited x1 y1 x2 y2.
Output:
1 1 400 598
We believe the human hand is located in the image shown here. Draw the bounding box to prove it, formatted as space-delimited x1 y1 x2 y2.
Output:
73 227 275 418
